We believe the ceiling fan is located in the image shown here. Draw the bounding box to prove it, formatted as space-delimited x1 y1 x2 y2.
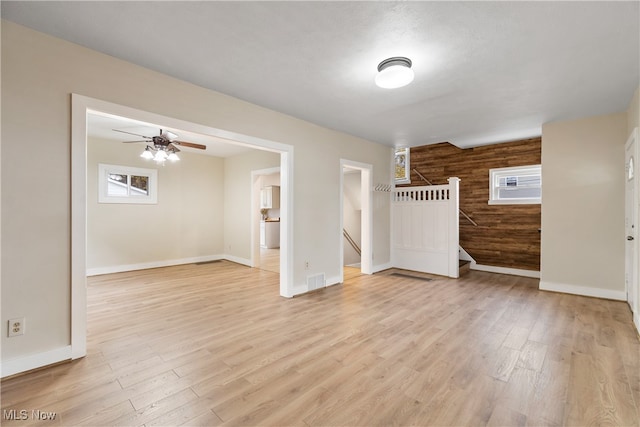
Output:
112 128 207 151
113 128 206 164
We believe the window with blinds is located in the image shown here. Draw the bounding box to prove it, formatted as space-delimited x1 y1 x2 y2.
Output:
489 165 541 205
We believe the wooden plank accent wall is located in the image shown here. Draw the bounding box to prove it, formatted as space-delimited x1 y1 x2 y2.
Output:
400 138 541 271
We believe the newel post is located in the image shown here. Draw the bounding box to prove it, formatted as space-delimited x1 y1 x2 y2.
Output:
448 177 461 278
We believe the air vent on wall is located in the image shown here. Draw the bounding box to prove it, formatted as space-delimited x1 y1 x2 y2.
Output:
306 273 326 291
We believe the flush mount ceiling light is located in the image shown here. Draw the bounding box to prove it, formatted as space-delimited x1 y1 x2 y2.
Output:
375 57 414 89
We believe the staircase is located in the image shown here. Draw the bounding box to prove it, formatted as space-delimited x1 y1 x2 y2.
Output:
459 246 473 277
459 260 471 276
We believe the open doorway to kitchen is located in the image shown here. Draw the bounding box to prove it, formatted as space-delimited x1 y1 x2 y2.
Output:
252 167 281 274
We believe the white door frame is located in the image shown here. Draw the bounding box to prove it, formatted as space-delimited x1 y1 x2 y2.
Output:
625 127 639 332
339 159 373 282
71 94 294 360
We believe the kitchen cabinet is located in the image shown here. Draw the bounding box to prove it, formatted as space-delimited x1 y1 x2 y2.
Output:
260 220 280 249
260 185 280 209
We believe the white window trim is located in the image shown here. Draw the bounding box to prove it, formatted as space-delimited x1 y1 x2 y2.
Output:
488 164 541 205
98 163 158 204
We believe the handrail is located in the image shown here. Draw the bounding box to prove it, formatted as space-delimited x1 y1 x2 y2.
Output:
343 229 361 256
411 168 478 227
412 169 433 185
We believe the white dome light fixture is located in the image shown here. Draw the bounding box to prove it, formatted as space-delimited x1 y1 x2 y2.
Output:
375 57 414 89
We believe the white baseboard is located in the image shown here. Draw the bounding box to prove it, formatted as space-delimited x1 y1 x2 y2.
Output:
471 262 541 279
373 262 393 273
1 346 72 378
539 280 626 301
223 254 252 267
289 285 307 297
87 254 225 276
634 312 640 335
326 275 341 287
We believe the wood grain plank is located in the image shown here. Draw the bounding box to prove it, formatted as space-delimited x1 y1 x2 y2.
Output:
1 262 638 427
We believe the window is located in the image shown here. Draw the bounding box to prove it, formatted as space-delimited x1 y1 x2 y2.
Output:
395 147 410 184
98 163 158 204
489 165 541 205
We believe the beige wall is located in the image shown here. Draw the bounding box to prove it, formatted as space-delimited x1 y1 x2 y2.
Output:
87 137 225 272
1 22 391 365
541 112 628 297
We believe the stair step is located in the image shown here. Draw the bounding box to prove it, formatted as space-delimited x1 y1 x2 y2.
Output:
459 260 471 276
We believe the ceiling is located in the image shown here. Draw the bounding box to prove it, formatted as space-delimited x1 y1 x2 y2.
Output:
87 112 252 158
3 1 639 149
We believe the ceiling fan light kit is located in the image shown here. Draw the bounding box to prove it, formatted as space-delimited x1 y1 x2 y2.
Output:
375 56 414 89
140 146 155 160
139 146 180 164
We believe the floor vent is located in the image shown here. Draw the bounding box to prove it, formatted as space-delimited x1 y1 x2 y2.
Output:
194 260 222 265
390 272 433 282
307 273 326 291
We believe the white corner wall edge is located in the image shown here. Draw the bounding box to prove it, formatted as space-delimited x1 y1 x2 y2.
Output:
471 262 541 279
539 280 626 301
86 255 225 276
1 346 72 378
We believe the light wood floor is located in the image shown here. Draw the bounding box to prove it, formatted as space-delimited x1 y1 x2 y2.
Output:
258 248 279 274
2 262 639 426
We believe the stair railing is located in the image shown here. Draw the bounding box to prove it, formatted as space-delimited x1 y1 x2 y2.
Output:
343 229 362 256
412 168 478 227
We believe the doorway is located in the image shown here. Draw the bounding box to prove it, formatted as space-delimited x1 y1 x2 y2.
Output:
339 159 373 283
625 127 639 331
71 94 294 360
252 167 281 274
343 168 362 272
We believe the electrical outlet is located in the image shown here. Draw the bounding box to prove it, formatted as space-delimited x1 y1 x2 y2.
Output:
305 261 310 270
8 318 25 337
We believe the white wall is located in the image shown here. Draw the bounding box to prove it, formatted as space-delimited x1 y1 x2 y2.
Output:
1 22 391 366
540 112 628 299
87 137 225 273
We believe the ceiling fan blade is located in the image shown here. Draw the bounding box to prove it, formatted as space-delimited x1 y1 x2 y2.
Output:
122 140 148 143
167 143 181 152
113 129 152 139
173 140 206 150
